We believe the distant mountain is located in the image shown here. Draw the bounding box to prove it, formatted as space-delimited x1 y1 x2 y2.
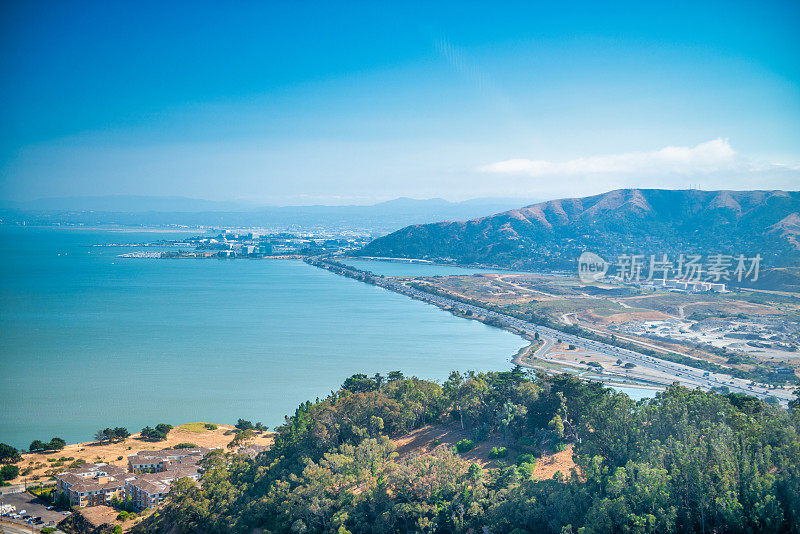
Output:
1 195 252 212
0 196 539 233
357 189 800 270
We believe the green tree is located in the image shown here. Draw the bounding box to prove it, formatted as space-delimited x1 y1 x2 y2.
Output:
387 370 405 382
235 419 254 431
0 443 21 463
48 437 66 451
549 414 565 439
29 439 47 452
0 464 20 480
227 429 255 449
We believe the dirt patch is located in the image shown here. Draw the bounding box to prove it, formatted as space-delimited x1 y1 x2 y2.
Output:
393 424 509 467
393 424 580 480
79 505 121 527
77 504 152 531
532 445 577 480
588 309 671 324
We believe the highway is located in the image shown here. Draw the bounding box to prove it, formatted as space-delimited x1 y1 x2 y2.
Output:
308 258 791 404
388 279 789 402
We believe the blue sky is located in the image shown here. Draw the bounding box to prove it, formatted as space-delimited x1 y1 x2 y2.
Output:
1 0 798 205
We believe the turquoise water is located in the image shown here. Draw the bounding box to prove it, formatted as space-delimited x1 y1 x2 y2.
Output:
340 259 531 277
0 227 526 449
609 385 661 401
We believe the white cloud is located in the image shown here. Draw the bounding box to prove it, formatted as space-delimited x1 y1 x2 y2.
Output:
478 138 758 176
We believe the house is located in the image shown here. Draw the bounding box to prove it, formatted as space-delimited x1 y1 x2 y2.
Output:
55 448 215 509
55 464 136 507
126 466 201 510
127 447 210 474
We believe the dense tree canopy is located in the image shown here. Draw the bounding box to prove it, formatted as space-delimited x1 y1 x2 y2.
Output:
136 370 800 534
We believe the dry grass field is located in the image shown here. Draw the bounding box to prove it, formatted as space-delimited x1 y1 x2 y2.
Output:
10 422 274 486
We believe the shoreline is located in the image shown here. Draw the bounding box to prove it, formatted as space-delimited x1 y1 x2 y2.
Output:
307 257 731 397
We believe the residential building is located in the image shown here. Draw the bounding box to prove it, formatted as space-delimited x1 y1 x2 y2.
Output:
127 447 210 474
55 463 136 508
55 447 214 509
126 467 201 510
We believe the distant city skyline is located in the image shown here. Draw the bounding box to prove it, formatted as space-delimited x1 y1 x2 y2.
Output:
1 1 799 205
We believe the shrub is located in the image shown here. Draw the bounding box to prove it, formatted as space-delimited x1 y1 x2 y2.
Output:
455 439 475 453
515 436 537 453
0 464 20 481
235 419 254 431
117 511 130 521
489 447 508 459
204 423 218 430
42 528 56 534
548 414 565 439
0 443 21 463
518 461 536 478
516 453 536 466
471 424 490 442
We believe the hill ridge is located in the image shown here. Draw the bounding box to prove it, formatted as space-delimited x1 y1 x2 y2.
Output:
357 188 800 270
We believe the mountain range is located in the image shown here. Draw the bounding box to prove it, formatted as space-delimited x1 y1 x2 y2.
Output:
0 196 539 233
357 189 800 272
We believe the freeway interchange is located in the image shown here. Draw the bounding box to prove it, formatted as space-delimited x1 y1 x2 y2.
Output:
308 258 792 405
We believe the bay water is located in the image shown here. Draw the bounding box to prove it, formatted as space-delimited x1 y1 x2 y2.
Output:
0 227 527 449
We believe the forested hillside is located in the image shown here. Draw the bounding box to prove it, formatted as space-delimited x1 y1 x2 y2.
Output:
358 189 800 270
136 370 800 533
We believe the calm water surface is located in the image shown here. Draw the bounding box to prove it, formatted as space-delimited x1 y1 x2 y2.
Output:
0 227 527 448
609 385 660 401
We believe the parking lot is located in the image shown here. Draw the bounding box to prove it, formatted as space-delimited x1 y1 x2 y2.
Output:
0 490 68 529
